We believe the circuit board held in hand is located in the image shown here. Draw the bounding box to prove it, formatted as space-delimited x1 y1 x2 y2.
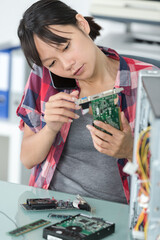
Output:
75 88 124 135
91 93 122 134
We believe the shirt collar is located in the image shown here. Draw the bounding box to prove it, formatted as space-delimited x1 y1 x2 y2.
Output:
99 46 131 96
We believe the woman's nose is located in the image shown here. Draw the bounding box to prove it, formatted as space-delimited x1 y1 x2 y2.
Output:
61 56 75 71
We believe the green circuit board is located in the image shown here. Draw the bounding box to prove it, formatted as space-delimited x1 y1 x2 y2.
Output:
56 214 111 234
8 219 50 237
91 93 121 134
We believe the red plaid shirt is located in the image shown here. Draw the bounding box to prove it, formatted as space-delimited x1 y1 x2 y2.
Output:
17 47 157 203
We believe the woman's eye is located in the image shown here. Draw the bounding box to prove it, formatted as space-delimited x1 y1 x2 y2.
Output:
49 60 55 68
64 42 70 51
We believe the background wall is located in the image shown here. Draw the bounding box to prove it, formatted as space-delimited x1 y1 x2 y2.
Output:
0 0 124 45
0 0 92 45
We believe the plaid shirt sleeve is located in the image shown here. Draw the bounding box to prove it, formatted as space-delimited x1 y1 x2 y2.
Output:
17 64 71 189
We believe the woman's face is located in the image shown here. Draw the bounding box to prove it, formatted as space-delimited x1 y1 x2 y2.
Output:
34 16 98 81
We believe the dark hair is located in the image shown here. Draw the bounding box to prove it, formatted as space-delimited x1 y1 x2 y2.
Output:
17 0 102 68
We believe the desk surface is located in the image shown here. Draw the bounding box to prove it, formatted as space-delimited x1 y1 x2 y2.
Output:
0 181 131 240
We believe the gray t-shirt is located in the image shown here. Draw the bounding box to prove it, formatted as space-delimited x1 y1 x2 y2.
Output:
49 109 127 204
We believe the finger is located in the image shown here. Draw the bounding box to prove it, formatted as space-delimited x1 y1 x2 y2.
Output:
91 133 113 155
44 114 73 123
89 127 121 157
70 90 79 97
45 108 80 120
86 124 115 142
94 143 113 155
46 99 81 111
90 130 110 148
49 91 79 102
120 111 130 132
93 120 121 136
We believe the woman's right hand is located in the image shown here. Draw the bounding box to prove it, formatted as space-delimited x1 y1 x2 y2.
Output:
44 90 80 134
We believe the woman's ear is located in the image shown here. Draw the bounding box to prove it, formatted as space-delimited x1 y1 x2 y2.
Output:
75 14 90 34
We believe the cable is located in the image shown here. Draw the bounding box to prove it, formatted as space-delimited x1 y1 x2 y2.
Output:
136 126 151 196
133 126 151 239
0 210 18 228
0 210 25 239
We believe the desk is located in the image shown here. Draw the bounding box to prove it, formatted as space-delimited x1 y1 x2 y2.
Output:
0 181 131 240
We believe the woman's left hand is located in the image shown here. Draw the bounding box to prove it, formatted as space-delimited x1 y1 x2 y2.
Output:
86 111 133 161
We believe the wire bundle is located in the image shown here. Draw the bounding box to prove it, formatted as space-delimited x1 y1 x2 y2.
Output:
136 126 151 196
133 126 151 239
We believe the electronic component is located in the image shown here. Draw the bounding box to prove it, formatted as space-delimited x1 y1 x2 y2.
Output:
22 198 74 211
75 88 123 134
48 213 73 219
91 92 121 134
73 195 92 212
43 214 115 240
21 195 92 212
26 198 57 210
8 219 50 237
75 88 123 106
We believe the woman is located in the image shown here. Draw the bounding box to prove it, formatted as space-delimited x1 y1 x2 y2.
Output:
17 0 156 204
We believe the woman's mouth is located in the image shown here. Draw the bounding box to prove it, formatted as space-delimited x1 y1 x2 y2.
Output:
73 64 84 76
